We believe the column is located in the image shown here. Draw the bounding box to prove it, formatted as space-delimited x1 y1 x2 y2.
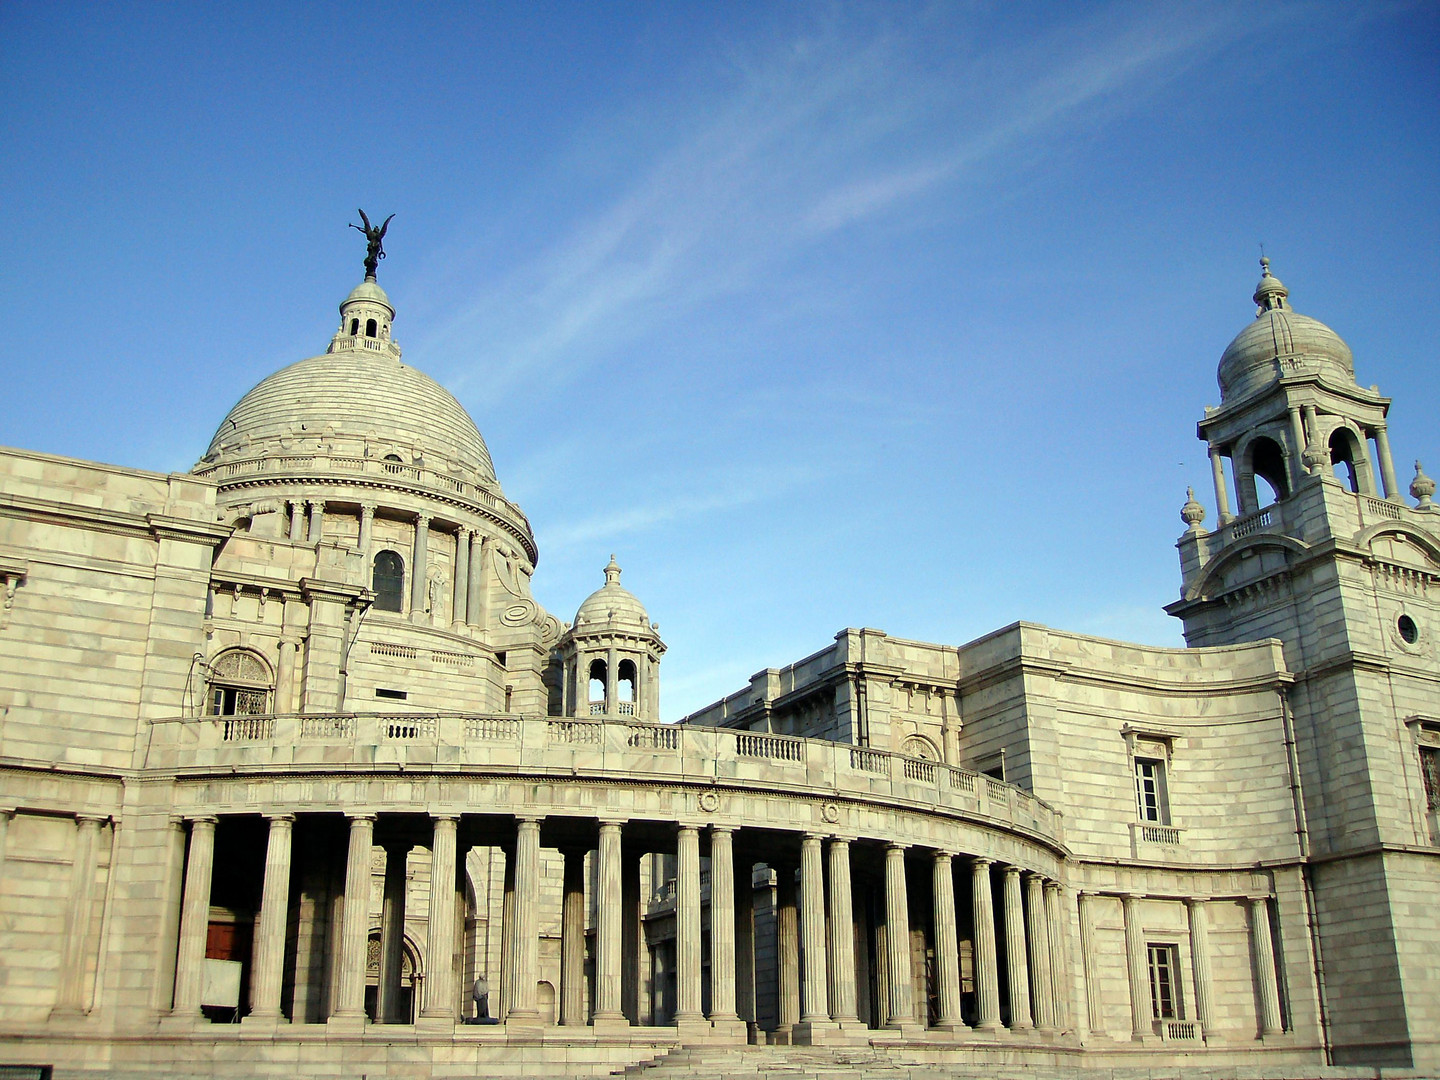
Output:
1026 875 1055 1033
777 863 800 1032
1121 894 1149 1040
1302 405 1322 474
675 826 703 1022
451 527 471 631
1186 898 1214 1039
275 638 297 714
1374 424 1402 500
409 514 430 622
1078 892 1103 1037
1002 866 1032 1030
289 501 304 541
418 817 458 1020
621 845 642 1021
736 856 756 1029
333 814 375 1020
507 817 541 1020
154 817 188 1012
1287 407 1308 486
1044 882 1068 1032
172 816 217 1016
498 849 514 1018
53 815 105 1015
826 839 858 1024
306 499 323 543
1208 445 1233 523
468 535 490 628
605 646 619 714
595 822 625 1021
709 827 738 1022
971 858 1001 1031
1250 896 1284 1036
931 852 962 1031
799 834 829 1024
359 502 376 564
560 847 586 1025
883 843 913 1029
249 814 295 1020
378 842 410 1023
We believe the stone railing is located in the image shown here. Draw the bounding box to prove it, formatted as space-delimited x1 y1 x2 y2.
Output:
328 334 403 360
194 454 532 533
1130 820 1185 859
1223 504 1280 542
144 713 1064 844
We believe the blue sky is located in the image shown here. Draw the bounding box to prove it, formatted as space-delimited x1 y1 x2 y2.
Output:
3 2 1437 718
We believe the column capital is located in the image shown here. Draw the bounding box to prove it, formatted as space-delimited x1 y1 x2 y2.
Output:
932 849 954 861
971 854 992 869
188 814 219 827
1002 863 1023 879
709 824 735 836
885 841 908 854
347 812 377 824
415 512 431 526
1183 895 1208 909
431 813 460 823
75 813 109 827
801 831 824 844
1044 879 1064 895
598 818 625 830
456 524 472 539
515 815 541 828
359 501 377 515
263 812 296 826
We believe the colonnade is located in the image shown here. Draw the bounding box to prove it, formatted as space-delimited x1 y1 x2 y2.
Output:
167 810 1070 1041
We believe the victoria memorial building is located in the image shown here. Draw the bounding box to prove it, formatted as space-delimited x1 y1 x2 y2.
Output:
0 242 1436 1079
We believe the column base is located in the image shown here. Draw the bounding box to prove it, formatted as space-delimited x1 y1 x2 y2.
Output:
675 1015 711 1043
930 1019 972 1040
874 1020 926 1041
158 1011 203 1031
46 1006 90 1023
326 1013 368 1034
593 1013 632 1037
708 1015 748 1042
792 1019 842 1044
416 1015 456 1034
240 1012 286 1030
504 1009 545 1034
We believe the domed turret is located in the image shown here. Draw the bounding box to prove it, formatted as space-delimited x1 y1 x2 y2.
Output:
1217 258 1355 402
558 557 665 721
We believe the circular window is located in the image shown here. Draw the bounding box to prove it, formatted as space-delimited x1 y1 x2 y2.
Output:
1398 614 1419 645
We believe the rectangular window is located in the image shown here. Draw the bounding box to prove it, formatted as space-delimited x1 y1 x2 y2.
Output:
1421 746 1440 811
1147 943 1181 1020
1135 758 1169 824
375 687 408 701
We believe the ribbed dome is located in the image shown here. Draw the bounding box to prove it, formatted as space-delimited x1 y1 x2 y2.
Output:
1217 260 1355 402
204 350 497 485
574 556 651 629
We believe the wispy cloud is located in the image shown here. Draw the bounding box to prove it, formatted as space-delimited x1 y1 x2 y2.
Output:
418 4 1285 404
540 461 823 553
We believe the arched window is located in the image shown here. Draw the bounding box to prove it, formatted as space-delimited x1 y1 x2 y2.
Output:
617 659 637 716
1248 436 1290 506
366 318 378 338
588 658 607 715
208 648 273 716
901 735 939 761
349 317 360 335
372 550 405 612
1330 428 1363 493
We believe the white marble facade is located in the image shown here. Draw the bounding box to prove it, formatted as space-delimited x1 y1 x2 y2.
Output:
0 259 1436 1078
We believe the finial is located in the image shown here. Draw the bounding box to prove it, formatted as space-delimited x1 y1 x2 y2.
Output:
1411 461 1435 510
350 209 395 282
1181 487 1206 531
1259 255 1271 276
604 554 621 585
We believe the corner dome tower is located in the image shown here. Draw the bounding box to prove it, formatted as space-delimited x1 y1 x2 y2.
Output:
557 556 665 721
1217 258 1356 402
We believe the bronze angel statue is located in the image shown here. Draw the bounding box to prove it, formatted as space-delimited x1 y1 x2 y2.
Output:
350 209 395 280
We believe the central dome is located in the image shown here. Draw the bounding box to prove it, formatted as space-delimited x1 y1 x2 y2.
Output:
200 279 497 486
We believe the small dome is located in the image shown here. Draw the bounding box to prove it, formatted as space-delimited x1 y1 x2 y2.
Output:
342 279 395 316
574 556 651 629
1218 259 1354 402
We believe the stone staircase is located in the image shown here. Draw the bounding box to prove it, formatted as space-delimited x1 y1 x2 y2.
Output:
610 1044 1403 1080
